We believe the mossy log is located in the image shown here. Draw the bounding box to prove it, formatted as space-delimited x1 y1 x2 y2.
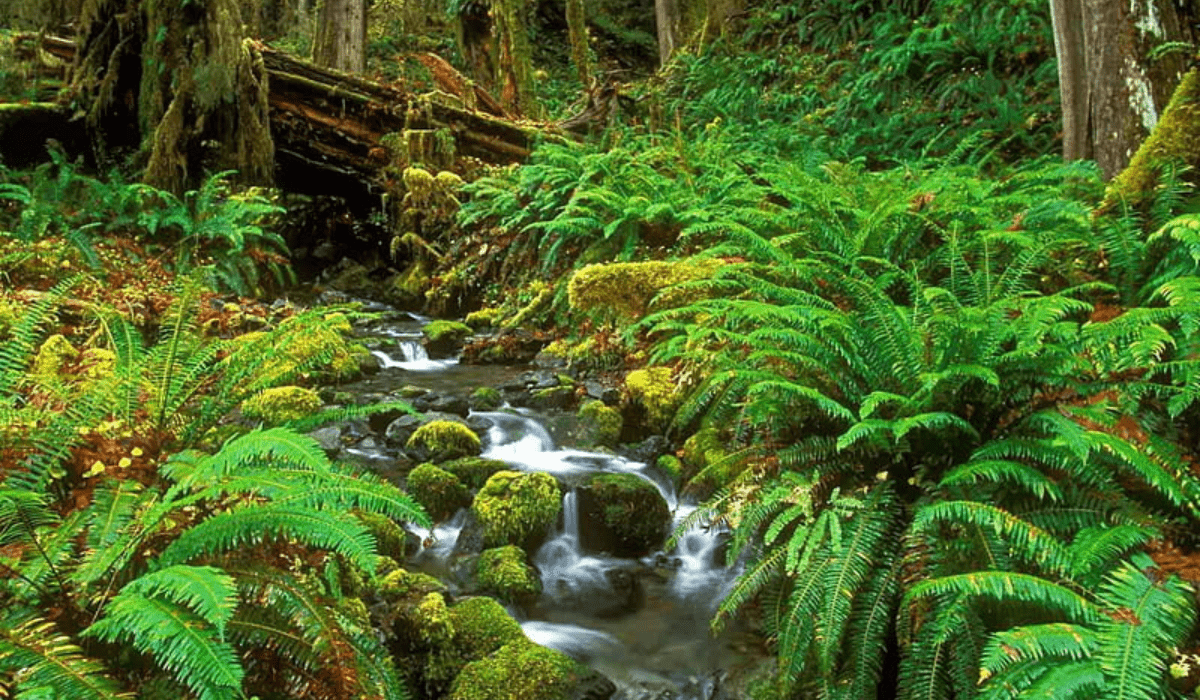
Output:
26 34 563 198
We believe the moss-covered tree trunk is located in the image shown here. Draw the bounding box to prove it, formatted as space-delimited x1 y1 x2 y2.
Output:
455 0 537 118
566 0 591 89
1050 0 1197 179
655 0 741 66
72 0 274 194
1109 68 1200 204
312 0 366 72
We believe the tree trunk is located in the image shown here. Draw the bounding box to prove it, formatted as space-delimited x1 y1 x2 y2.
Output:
491 0 538 118
456 1 497 94
72 0 274 194
655 0 680 66
566 0 591 88
655 0 742 66
1050 0 1197 179
312 0 366 73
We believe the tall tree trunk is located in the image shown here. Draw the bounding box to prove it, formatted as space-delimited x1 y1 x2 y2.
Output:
1050 0 1196 179
656 0 742 67
655 0 680 66
566 0 591 88
312 0 366 73
72 0 274 194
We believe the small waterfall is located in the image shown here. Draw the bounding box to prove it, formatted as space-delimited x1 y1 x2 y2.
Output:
371 338 456 372
668 505 738 609
562 490 580 541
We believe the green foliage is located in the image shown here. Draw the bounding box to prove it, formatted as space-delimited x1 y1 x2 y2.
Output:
472 471 561 548
476 546 541 603
446 640 584 700
407 463 471 521
1 427 428 698
406 420 482 462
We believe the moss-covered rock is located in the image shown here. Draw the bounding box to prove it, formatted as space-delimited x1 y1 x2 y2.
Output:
386 260 432 308
356 511 413 561
567 259 721 322
240 385 322 424
441 457 512 490
378 568 448 600
31 334 78 380
472 471 562 549
477 545 541 603
447 639 586 700
465 307 502 329
424 319 473 355
408 463 471 521
681 426 742 494
447 596 526 660
406 420 482 462
416 592 456 646
622 366 681 433
579 473 669 557
656 454 683 488
470 386 504 411
577 400 623 448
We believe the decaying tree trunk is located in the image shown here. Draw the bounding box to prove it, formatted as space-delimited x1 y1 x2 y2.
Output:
454 0 538 118
1050 0 1197 179
312 0 366 73
566 0 591 88
73 0 274 194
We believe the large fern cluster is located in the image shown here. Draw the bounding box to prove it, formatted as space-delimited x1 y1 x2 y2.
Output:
0 428 430 699
642 151 1200 699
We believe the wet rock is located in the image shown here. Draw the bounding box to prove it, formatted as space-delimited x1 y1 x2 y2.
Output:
308 426 344 457
599 566 644 618
368 405 412 434
427 393 471 417
618 435 671 465
454 509 487 557
570 670 617 700
405 420 482 462
578 473 670 558
534 347 569 370
385 414 424 447
470 386 504 411
531 385 576 411
584 380 621 405
423 320 473 358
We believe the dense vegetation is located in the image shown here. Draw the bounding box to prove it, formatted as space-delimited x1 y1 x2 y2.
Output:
2 0 1200 699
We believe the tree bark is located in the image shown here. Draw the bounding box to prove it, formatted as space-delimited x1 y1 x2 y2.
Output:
1050 0 1197 179
655 0 680 66
566 0 591 88
312 0 367 73
72 0 275 194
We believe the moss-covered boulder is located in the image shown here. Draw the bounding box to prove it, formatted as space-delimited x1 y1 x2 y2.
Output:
447 596 526 660
407 463 471 521
423 319 473 356
406 420 482 462
622 366 682 434
681 426 742 496
356 511 415 561
240 385 322 424
371 568 451 654
578 473 669 557
441 457 512 490
470 386 503 411
473 471 562 549
465 307 502 329
567 258 721 322
656 454 683 489
577 400 623 449
447 639 587 700
416 592 456 646
477 546 541 604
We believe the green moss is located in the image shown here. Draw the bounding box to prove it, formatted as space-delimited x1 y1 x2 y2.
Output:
501 280 554 330
477 546 541 603
379 568 448 600
1109 68 1200 206
584 473 668 555
423 320 473 344
389 260 432 305
441 457 512 490
623 366 681 432
577 400 622 448
681 427 744 492
465 307 502 329
472 471 562 548
416 592 456 646
447 596 526 660
356 511 411 561
240 385 322 424
447 640 584 700
656 454 683 486
408 463 471 521
407 420 482 461
31 334 78 380
470 386 503 411
568 259 720 321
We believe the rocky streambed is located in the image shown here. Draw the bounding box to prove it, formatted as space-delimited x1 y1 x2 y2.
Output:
308 306 769 700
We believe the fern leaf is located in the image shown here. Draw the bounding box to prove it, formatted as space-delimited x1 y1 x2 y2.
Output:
0 614 132 700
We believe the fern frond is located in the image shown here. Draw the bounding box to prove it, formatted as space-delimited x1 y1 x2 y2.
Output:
0 613 132 700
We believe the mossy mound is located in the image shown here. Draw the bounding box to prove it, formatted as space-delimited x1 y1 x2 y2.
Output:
579 473 669 557
577 400 623 448
406 420 482 462
240 385 322 424
447 596 526 660
416 592 455 646
447 639 585 700
472 471 562 548
378 568 448 600
423 320 473 355
477 546 541 603
681 426 741 494
622 366 681 433
441 457 512 490
356 511 412 561
567 259 721 321
656 454 683 489
31 334 78 380
407 463 471 521
470 386 503 411
465 307 502 329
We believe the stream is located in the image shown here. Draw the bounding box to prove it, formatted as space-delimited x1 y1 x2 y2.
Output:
358 312 758 700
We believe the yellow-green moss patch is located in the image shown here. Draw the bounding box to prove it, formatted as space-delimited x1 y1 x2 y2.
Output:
407 420 482 461
240 385 322 424
447 639 584 700
408 463 471 521
472 471 561 548
623 366 682 432
477 545 541 603
568 259 720 321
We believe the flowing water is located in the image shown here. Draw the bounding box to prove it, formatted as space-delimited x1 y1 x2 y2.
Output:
368 322 753 700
